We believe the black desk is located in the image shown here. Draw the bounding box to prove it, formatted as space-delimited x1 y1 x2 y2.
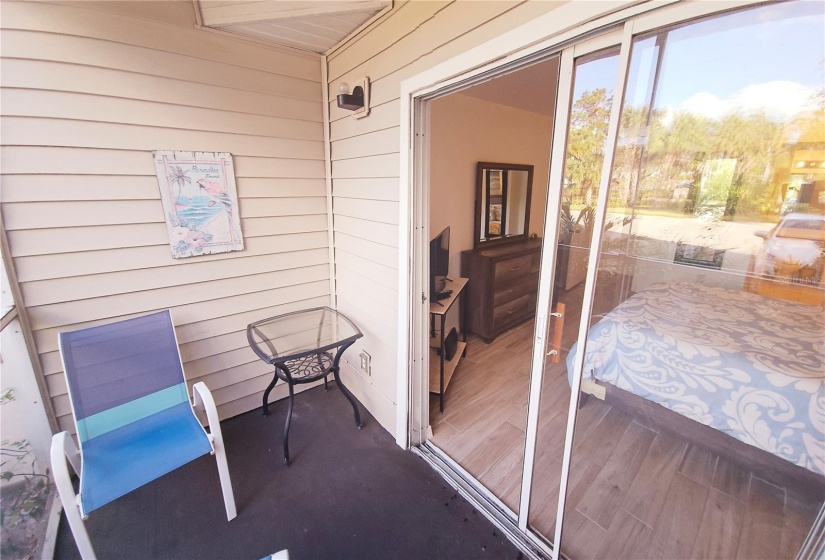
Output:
429 277 468 412
247 307 363 465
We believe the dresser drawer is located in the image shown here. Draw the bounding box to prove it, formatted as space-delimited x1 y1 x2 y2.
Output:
493 293 530 326
493 273 538 307
495 255 532 282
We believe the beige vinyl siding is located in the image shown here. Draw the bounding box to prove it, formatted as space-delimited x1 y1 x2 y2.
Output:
326 0 569 432
0 0 329 430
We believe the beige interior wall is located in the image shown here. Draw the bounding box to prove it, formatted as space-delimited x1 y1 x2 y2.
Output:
429 93 553 277
0 0 328 432
326 0 570 433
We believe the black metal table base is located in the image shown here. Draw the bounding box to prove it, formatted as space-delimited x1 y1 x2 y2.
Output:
261 342 362 465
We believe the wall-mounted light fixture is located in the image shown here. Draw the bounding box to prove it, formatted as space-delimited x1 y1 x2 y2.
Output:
337 77 370 119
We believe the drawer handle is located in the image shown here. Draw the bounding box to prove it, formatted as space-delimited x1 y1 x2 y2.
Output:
509 266 520 271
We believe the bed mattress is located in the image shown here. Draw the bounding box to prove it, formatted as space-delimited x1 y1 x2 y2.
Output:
567 282 825 476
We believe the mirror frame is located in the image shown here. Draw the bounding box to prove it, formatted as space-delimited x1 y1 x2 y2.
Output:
474 161 534 248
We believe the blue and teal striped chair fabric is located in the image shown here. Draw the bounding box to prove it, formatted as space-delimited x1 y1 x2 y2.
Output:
59 310 212 515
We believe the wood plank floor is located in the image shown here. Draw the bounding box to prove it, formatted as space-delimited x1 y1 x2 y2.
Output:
429 285 823 559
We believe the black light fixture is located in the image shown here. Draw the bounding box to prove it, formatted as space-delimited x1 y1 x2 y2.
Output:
337 82 364 110
336 77 370 118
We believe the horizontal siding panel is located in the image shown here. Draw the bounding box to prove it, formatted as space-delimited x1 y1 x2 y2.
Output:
236 178 326 198
4 197 324 231
334 283 398 404
191 360 270 394
233 156 325 179
80 1 198 27
332 3 566 117
27 264 330 330
22 248 329 307
336 264 397 312
335 248 398 290
182 329 259 365
333 177 399 201
333 198 399 225
3 200 163 230
331 153 399 178
327 0 450 82
327 1 523 101
1 59 323 122
1 175 326 203
34 280 331 355
0 117 324 160
1 147 325 178
0 147 152 175
330 127 399 161
0 89 324 141
185 346 258 380
15 231 329 282
333 214 398 245
334 232 397 270
1 175 160 202
1 29 320 97
240 197 326 218
8 224 168 257
209 372 280 408
0 1 321 80
329 99 399 141
219 214 328 237
175 295 329 347
2 0 331 425
7 215 328 257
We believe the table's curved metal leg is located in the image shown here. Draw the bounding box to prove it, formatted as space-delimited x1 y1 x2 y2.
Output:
261 372 279 416
283 378 295 465
332 343 362 428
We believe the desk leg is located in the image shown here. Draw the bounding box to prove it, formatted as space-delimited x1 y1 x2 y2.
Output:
261 372 279 416
332 343 362 428
439 314 445 413
461 289 468 357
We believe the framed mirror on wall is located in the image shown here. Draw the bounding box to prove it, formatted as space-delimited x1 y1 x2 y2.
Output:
476 162 534 247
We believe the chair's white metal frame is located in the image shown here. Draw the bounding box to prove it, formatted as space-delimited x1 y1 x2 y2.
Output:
50 312 237 560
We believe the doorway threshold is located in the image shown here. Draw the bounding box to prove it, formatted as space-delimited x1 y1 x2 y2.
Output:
413 443 551 560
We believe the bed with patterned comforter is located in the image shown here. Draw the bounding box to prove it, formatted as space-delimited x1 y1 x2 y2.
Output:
567 282 825 476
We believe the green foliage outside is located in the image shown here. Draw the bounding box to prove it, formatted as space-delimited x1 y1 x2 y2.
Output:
562 87 824 223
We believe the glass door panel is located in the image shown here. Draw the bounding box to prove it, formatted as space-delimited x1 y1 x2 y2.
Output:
526 47 621 548
559 3 825 559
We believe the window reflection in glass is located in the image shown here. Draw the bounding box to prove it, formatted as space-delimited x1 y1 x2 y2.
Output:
560 3 825 559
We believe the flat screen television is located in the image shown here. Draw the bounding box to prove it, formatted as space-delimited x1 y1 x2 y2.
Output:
430 226 450 299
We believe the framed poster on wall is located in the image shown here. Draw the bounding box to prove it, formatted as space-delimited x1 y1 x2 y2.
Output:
153 151 244 258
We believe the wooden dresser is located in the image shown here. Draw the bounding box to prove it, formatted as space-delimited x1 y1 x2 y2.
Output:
461 238 542 342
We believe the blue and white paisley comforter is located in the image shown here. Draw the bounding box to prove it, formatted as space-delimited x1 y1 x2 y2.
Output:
568 282 825 476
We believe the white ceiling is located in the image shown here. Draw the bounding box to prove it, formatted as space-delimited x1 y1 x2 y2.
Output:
197 0 390 53
459 57 560 116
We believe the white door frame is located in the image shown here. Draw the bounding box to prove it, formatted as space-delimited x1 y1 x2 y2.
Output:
395 0 670 448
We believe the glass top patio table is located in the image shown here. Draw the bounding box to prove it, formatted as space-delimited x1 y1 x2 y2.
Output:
247 306 362 372
246 306 363 465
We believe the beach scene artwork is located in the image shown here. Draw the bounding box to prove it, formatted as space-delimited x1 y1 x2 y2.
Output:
153 151 244 258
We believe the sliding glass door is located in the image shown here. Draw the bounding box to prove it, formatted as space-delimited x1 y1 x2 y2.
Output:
530 2 825 558
522 42 623 553
416 2 824 558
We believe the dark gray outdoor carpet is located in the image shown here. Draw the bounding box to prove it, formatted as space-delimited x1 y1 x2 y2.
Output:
55 384 521 560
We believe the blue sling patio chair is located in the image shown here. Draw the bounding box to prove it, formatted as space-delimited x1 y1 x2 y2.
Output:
50 310 237 560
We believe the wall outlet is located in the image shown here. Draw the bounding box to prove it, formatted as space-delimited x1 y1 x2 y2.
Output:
359 351 371 375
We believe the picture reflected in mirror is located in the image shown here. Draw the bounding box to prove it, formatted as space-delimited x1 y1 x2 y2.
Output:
476 162 534 247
